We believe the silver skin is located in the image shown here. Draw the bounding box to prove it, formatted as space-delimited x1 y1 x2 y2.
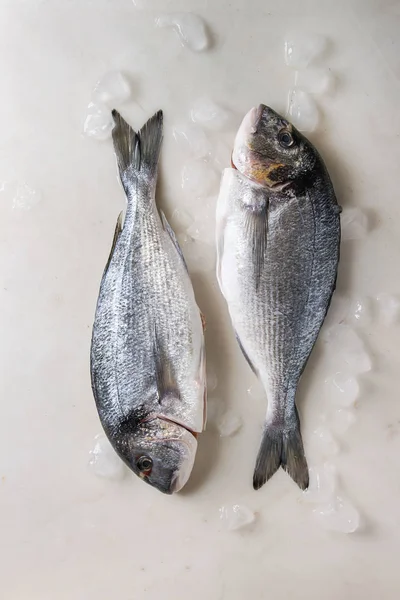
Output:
216 105 341 490
91 110 206 494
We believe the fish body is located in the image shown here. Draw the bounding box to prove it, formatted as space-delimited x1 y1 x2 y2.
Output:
91 110 206 494
216 105 340 490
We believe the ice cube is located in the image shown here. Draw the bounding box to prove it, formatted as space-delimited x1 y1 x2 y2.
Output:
312 426 340 456
327 325 372 374
181 159 219 197
303 463 336 503
216 412 242 437
219 504 255 531
173 122 211 159
186 200 215 245
326 372 360 407
350 297 373 327
330 408 356 434
341 207 369 241
190 98 230 130
376 293 400 326
171 208 193 232
313 495 360 533
92 71 130 106
284 33 328 69
286 89 319 132
12 182 41 211
294 67 334 94
155 13 209 52
178 233 215 272
83 102 114 141
89 434 126 481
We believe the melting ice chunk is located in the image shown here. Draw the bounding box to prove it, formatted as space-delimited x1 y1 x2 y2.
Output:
219 504 255 531
341 207 369 241
92 71 130 106
327 372 360 407
181 159 219 197
294 67 334 94
155 13 209 52
171 208 193 232
217 412 242 437
330 408 356 435
190 98 230 130
312 426 340 456
284 33 328 68
12 182 41 211
303 464 336 503
178 233 215 272
83 102 114 141
287 89 319 132
313 495 360 533
89 434 126 481
327 325 372 374
173 122 211 159
350 297 373 327
376 293 400 326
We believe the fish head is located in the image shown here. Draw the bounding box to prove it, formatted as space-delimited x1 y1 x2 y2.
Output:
115 416 198 494
231 104 316 188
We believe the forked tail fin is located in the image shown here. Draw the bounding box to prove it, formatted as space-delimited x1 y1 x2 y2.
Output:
111 109 163 197
253 407 309 491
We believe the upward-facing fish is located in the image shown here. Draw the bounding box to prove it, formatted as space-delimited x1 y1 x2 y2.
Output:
91 110 206 494
216 105 341 490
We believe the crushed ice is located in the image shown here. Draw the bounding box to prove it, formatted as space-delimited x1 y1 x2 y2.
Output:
326 324 371 374
312 426 339 456
173 122 211 159
330 408 356 435
294 67 334 94
303 464 336 504
92 71 130 106
181 159 219 197
341 207 369 241
155 13 209 52
216 412 242 437
376 293 400 326
287 88 319 132
83 102 114 141
190 98 230 130
284 33 327 69
313 495 360 533
219 504 255 531
89 434 126 481
9 182 41 211
325 372 360 407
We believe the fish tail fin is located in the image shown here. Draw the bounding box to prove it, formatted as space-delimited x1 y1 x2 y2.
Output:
253 407 309 491
111 109 163 196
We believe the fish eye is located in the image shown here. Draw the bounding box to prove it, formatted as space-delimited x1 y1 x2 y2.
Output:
137 456 153 473
278 130 294 148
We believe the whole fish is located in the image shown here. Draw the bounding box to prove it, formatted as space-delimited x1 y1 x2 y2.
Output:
91 110 206 494
216 105 340 490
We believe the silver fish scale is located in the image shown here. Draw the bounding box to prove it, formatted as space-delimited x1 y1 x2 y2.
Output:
91 183 202 433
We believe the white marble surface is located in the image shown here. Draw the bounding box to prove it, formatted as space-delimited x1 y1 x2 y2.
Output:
1 0 400 598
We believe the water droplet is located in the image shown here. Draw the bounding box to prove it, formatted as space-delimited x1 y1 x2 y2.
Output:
219 504 255 531
92 71 130 107
83 102 114 141
155 13 209 52
284 33 328 69
287 89 319 132
89 434 126 481
350 297 373 326
313 495 360 533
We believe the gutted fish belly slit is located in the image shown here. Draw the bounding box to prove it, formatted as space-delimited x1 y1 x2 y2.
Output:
216 104 341 490
91 109 206 495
